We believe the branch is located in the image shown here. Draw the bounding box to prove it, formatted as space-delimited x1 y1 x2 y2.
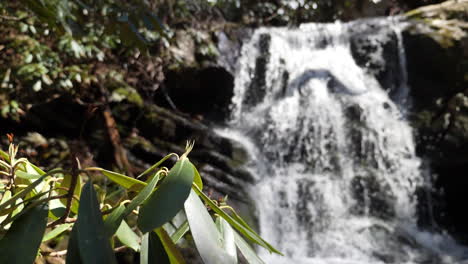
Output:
48 157 79 227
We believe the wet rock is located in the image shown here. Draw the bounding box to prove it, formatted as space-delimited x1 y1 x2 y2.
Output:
243 33 271 110
403 15 468 242
128 104 255 200
162 66 234 122
349 21 404 100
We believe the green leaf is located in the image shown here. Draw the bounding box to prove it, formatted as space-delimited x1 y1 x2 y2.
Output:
0 169 62 212
48 195 66 219
138 157 195 232
116 220 140 252
170 220 189 244
184 190 235 264
66 225 83 264
233 231 265 264
155 227 185 264
0 203 48 264
216 217 237 262
75 182 117 264
42 223 73 242
137 154 176 179
192 163 203 190
0 149 9 162
28 162 46 175
92 168 146 190
104 172 161 236
192 184 281 255
15 170 41 180
141 231 170 264
0 190 12 224
104 204 126 237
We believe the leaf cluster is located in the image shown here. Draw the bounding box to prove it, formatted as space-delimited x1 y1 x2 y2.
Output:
0 141 281 263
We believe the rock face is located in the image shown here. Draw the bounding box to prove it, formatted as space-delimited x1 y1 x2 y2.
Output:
403 18 468 241
163 66 234 122
0 95 252 204
349 19 406 100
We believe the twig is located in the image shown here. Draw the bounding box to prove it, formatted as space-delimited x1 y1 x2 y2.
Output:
43 245 128 257
0 15 21 21
46 249 68 257
48 157 79 227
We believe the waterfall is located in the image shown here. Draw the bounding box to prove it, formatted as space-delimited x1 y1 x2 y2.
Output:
220 18 468 263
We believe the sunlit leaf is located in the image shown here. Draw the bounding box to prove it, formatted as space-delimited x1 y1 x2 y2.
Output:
90 168 146 190
116 220 140 252
0 203 48 264
192 163 203 190
75 182 117 264
0 149 9 161
49 200 66 220
170 220 189 244
0 190 12 224
137 154 176 179
184 190 235 264
15 170 41 180
42 223 73 242
216 217 237 262
234 231 265 264
104 172 160 236
0 169 61 212
192 184 281 255
138 156 194 232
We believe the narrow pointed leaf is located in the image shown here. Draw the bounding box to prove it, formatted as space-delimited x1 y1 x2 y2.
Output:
216 217 237 262
15 170 41 180
234 231 265 264
104 173 160 236
0 203 48 264
0 190 12 224
116 220 140 252
0 169 62 212
0 149 9 161
66 225 83 264
29 162 46 175
192 164 203 190
75 182 117 264
192 185 281 255
49 195 66 219
170 221 189 244
137 154 176 179
91 168 146 190
184 190 235 264
104 204 126 237
42 223 73 242
138 157 195 232
141 231 170 264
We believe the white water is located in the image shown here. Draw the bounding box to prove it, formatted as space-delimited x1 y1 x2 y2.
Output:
221 18 468 263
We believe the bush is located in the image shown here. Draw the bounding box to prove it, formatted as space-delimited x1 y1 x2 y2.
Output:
0 139 280 263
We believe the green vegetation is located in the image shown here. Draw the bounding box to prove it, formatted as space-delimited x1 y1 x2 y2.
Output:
1 0 461 263
0 140 280 263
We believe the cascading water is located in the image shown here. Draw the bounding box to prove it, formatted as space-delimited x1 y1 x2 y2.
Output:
220 18 468 263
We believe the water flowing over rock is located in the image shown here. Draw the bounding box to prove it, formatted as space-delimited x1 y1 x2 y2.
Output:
222 18 468 263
